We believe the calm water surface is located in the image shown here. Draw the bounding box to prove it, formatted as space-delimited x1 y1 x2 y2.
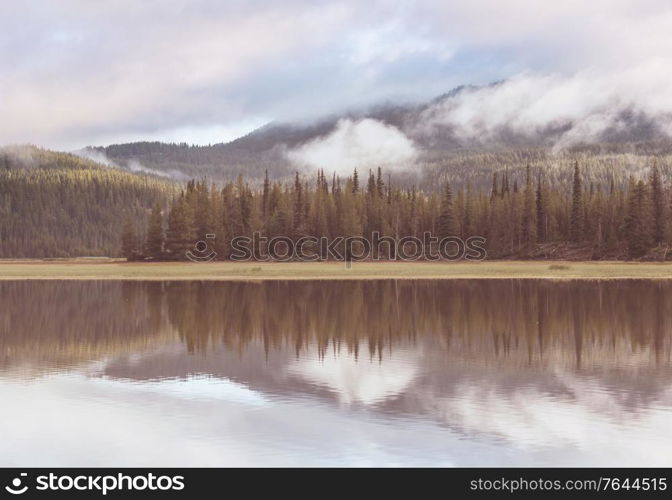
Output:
1 279 671 466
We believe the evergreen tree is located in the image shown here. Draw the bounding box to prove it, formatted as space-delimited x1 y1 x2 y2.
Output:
121 217 140 260
570 162 583 242
490 172 499 201
376 167 385 198
145 203 164 259
463 185 474 237
521 164 535 249
536 173 547 243
367 170 376 196
650 162 665 246
625 180 652 258
262 169 270 218
292 172 307 238
165 194 193 259
194 180 214 239
501 169 510 197
437 183 458 239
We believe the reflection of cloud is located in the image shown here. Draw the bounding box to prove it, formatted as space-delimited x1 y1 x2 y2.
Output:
4 344 672 466
101 375 270 406
286 118 417 174
0 374 465 467
287 343 419 405
412 370 672 465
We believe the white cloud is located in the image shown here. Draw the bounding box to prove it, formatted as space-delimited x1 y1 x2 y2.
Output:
71 148 118 167
0 1 355 148
418 63 672 147
286 118 417 174
2 1 672 148
72 148 188 180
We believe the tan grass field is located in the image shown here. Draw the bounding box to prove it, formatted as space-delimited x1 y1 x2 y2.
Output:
2 259 672 280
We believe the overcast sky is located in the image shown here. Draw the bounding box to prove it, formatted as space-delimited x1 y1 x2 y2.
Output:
2 0 672 150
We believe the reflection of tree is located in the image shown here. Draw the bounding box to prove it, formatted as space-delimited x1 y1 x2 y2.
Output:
161 280 672 370
2 280 671 370
0 281 173 366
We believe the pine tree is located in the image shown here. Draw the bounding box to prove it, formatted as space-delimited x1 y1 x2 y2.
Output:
536 173 547 243
376 167 385 198
292 172 307 238
650 162 665 246
437 183 458 239
625 180 652 258
121 217 139 260
165 194 193 259
501 169 510 198
262 169 270 218
367 170 376 196
521 164 535 249
145 203 164 260
490 172 499 201
194 180 213 239
463 185 474 237
570 162 583 242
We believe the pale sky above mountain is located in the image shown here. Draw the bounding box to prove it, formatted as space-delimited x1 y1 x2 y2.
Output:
1 0 672 149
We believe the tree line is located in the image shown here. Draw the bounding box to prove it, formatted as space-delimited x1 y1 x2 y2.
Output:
121 162 672 261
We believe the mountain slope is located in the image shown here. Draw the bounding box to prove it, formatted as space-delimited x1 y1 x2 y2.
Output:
0 146 176 258
93 84 672 185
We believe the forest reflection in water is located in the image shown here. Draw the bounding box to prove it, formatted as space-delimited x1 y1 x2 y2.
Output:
1 279 672 466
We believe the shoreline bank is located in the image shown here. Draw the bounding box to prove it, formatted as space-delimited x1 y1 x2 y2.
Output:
2 260 672 280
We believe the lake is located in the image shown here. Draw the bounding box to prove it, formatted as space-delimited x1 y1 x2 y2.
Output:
1 279 671 466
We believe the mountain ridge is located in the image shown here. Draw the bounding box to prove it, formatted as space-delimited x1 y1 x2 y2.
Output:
84 81 672 185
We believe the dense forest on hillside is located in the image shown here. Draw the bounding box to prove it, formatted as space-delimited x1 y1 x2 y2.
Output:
92 85 672 186
97 137 672 190
3 144 672 260
0 147 175 257
94 138 294 181
123 161 672 262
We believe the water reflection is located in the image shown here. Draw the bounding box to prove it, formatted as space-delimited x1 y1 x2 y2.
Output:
1 280 671 466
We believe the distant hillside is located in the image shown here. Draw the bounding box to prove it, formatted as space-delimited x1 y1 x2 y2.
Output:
0 146 176 258
92 84 672 187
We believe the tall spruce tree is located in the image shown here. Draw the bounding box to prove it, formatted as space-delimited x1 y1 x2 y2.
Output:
165 194 193 260
437 183 458 239
262 169 270 218
292 172 307 239
145 203 164 260
625 180 652 258
650 162 665 246
570 162 583 242
521 164 535 249
121 217 139 260
490 172 499 201
536 173 547 243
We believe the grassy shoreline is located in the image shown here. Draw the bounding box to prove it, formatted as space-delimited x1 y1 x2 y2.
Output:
2 259 672 280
